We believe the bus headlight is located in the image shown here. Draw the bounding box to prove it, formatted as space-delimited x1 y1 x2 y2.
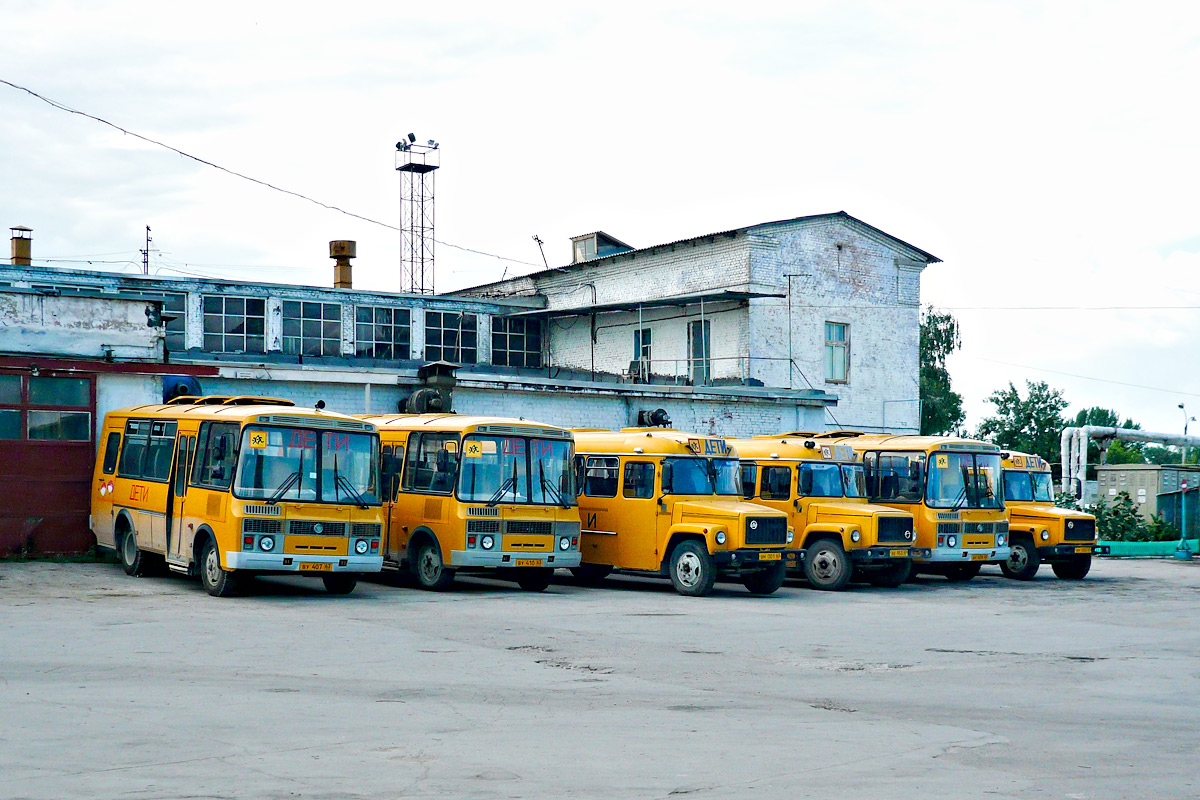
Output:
481 535 494 550
354 539 369 555
947 535 958 548
716 531 727 545
259 536 275 552
559 536 571 551
850 530 861 543
1041 530 1050 541
786 530 794 544
996 533 1007 547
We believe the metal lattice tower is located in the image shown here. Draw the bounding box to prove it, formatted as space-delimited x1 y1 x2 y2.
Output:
395 135 440 294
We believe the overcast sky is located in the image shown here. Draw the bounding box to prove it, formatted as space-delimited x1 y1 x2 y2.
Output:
2 1 1198 434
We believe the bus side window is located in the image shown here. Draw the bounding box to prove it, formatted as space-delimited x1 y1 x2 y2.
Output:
192 422 239 489
862 452 878 497
402 433 458 494
623 461 655 499
761 465 791 501
174 435 193 497
117 420 149 478
381 445 403 500
100 431 122 475
740 463 757 499
583 456 619 497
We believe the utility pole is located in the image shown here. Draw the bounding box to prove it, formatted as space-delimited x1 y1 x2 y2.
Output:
140 226 152 274
533 235 549 270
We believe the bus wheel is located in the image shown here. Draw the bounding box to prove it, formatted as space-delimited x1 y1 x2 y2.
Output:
118 525 146 577
804 538 852 591
570 564 613 585
944 563 982 582
1001 540 1040 580
412 540 455 591
668 540 716 597
322 575 357 595
516 568 553 593
199 537 238 597
742 563 786 595
867 560 912 588
1052 555 1092 580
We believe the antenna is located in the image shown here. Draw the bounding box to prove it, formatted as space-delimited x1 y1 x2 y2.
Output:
139 226 155 275
533 235 549 270
395 136 440 294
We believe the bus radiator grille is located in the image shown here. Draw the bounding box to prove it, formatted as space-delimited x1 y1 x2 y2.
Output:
287 521 347 536
243 518 283 534
1064 519 1095 541
744 517 787 545
352 523 382 537
506 521 553 536
467 520 501 534
877 516 914 542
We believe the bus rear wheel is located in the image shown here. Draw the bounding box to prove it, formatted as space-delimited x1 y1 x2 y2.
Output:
570 564 613 585
515 568 553 592
944 563 982 582
668 540 716 597
804 538 852 591
199 537 238 597
742 563 786 595
1052 555 1092 580
867 560 911 588
412 540 455 591
1001 539 1040 580
322 575 357 595
119 525 146 577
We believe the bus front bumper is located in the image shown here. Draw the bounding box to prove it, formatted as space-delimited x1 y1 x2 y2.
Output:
848 546 925 565
915 546 1011 564
1039 543 1110 561
450 550 582 569
713 548 793 571
225 552 383 573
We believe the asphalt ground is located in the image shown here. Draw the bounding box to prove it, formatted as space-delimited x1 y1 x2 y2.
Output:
2 558 1198 800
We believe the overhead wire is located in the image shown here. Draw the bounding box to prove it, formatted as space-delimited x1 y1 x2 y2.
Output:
971 356 1200 398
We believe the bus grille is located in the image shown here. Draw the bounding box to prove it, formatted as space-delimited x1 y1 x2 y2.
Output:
352 523 382 538
507 521 552 536
244 504 282 516
877 516 913 542
467 520 501 534
937 522 961 534
1064 519 1095 541
243 518 282 534
745 516 787 545
288 521 346 536
467 506 500 517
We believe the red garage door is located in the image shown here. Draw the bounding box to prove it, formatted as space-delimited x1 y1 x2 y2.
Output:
0 370 96 556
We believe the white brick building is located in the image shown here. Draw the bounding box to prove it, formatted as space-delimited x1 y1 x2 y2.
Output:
456 211 939 433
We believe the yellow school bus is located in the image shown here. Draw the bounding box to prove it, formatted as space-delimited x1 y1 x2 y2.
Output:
731 434 920 590
823 433 1011 581
92 396 384 597
358 414 581 592
572 428 793 596
1000 451 1108 580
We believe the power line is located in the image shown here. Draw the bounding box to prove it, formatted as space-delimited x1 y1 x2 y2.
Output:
972 356 1200 398
1 78 542 271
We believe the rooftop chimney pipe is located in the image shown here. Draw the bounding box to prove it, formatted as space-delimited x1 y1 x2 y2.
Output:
330 240 356 289
10 226 32 266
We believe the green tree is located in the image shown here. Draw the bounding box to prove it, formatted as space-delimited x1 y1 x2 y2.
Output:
919 306 965 435
976 380 1067 463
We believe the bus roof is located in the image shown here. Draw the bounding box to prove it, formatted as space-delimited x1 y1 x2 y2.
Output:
1001 450 1051 471
104 400 376 431
820 433 1001 453
357 414 570 439
729 436 858 463
573 428 736 458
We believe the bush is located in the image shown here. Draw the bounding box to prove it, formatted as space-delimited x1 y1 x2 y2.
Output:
1089 492 1180 542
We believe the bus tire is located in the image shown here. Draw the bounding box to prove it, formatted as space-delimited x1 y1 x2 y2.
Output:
570 564 613 585
412 539 455 591
199 536 238 597
1000 539 1040 580
322 575 357 595
118 524 146 577
667 539 716 597
803 538 852 591
742 562 786 595
944 563 982 582
1052 555 1092 580
515 568 553 592
867 560 912 588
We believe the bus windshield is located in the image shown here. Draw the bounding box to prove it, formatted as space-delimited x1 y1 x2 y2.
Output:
663 457 742 496
926 451 1004 510
235 426 380 505
457 435 576 506
1004 470 1055 503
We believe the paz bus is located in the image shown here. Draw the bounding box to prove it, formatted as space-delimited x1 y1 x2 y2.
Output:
92 396 384 597
1000 450 1108 580
823 433 1011 581
572 428 793 597
731 434 919 590
358 414 582 592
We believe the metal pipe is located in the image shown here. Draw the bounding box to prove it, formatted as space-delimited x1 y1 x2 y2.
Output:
1060 425 1200 497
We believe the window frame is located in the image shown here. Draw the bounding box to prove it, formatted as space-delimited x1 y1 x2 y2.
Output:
687 319 711 384
355 305 412 361
581 455 620 498
401 432 461 495
824 321 850 384
424 311 478 364
491 316 543 369
190 421 241 491
760 464 793 501
282 300 343 358
202 295 266 355
622 460 656 499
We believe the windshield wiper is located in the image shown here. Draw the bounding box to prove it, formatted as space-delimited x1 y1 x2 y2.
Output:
331 453 370 509
266 449 305 505
486 458 520 507
538 460 569 508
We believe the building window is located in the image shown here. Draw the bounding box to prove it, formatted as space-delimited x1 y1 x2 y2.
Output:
633 328 652 364
203 296 265 354
688 319 711 384
0 373 93 442
425 311 477 364
492 317 542 368
145 292 187 351
355 306 411 360
824 322 849 383
282 301 342 357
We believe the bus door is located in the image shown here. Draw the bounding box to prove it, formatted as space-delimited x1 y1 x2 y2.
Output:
620 459 659 570
166 433 196 562
380 441 404 558
578 456 621 565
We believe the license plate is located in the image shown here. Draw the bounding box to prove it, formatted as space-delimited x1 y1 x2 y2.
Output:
969 554 988 561
758 552 782 561
514 558 541 567
1074 546 1092 554
299 562 332 572
888 549 909 558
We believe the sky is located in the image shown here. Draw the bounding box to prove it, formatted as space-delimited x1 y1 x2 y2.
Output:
2 0 1199 435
